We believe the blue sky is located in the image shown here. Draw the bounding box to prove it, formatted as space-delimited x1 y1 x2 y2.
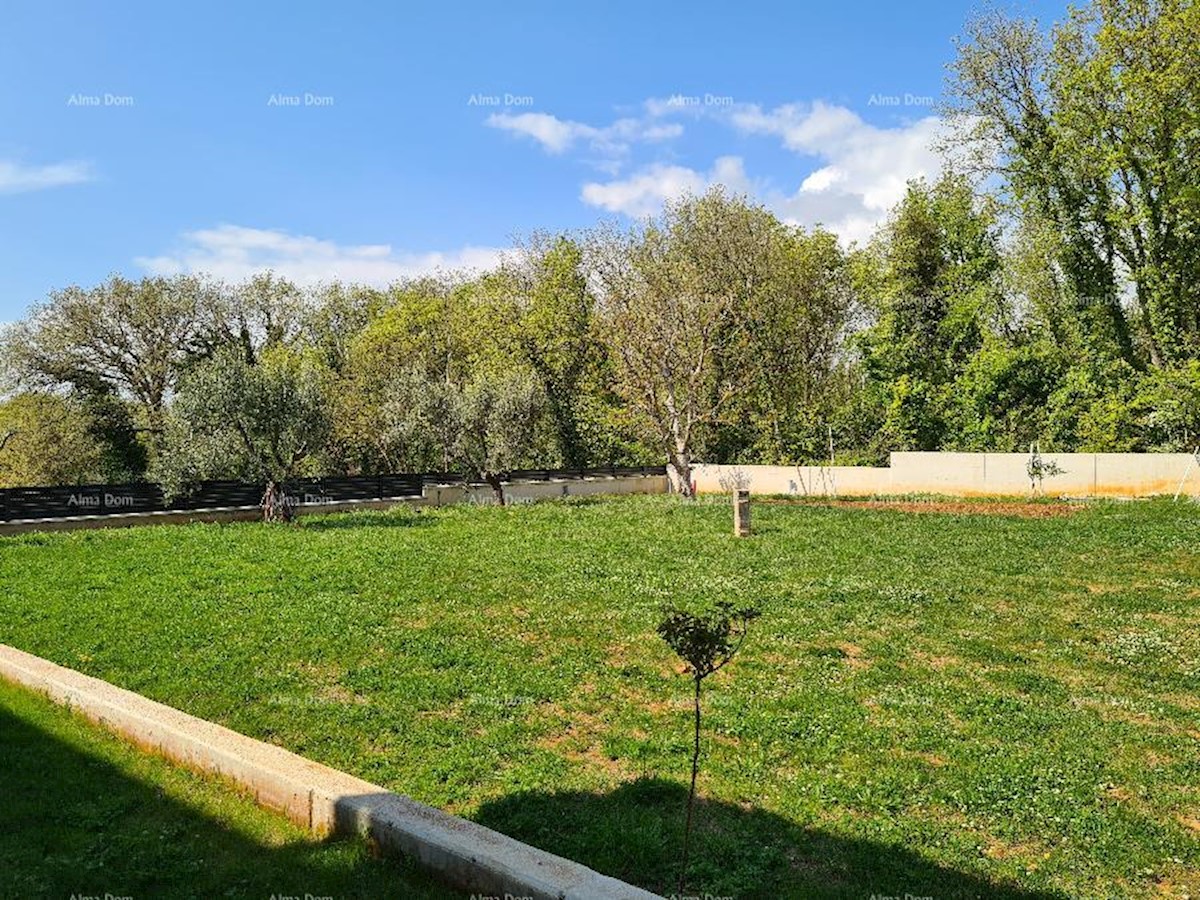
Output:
0 0 1067 321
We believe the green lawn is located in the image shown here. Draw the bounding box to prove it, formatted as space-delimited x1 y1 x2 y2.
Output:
2 494 1199 898
0 678 457 899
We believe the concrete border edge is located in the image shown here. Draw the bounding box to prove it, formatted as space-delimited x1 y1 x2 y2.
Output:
0 644 662 900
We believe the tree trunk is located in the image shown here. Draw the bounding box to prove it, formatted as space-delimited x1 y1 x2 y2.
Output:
483 472 506 506
678 674 702 894
667 442 695 499
261 480 294 523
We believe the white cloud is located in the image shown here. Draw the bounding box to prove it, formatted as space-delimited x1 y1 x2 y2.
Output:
729 101 946 243
491 96 949 244
136 225 505 286
486 111 682 156
0 159 92 194
580 156 752 218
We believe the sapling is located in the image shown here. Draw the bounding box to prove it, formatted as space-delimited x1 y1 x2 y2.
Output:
1027 442 1066 496
657 601 759 893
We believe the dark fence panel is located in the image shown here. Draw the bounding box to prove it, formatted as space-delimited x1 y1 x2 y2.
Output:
0 483 169 520
171 480 264 511
376 474 425 498
0 466 666 522
421 471 465 487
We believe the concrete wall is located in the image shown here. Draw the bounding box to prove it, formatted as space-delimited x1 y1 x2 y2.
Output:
692 464 893 496
694 452 1200 499
0 645 661 900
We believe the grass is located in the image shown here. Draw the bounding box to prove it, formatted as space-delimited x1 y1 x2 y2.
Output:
0 678 457 898
2 494 1199 897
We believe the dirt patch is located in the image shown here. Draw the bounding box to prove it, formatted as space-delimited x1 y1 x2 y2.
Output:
762 498 1082 518
838 642 871 670
1178 815 1200 833
534 704 627 779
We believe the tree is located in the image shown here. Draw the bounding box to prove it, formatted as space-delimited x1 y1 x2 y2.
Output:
304 281 388 373
2 275 213 432
196 272 308 364
382 369 545 504
153 347 331 521
490 234 597 469
591 190 777 495
657 602 759 894
0 393 106 487
855 175 1005 451
330 276 501 474
737 227 857 463
451 371 545 504
945 0 1200 369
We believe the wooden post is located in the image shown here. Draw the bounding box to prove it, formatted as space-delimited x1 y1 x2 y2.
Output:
733 489 751 537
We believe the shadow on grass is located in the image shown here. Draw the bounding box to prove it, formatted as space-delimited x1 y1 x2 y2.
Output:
0 700 457 899
474 777 1065 900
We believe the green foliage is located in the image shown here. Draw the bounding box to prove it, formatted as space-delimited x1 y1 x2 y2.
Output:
491 235 599 468
657 601 760 680
0 393 106 487
7 4 1200 483
153 346 331 519
947 0 1200 369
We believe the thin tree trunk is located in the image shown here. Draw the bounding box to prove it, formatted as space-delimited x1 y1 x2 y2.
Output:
678 674 702 894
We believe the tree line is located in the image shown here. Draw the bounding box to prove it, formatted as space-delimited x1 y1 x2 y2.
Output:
2 0 1197 505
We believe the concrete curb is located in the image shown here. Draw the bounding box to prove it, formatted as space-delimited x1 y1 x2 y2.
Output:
0 645 662 900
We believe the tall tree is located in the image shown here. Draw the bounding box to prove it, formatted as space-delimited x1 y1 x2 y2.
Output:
855 175 1005 451
490 234 596 469
591 190 776 495
945 0 1200 368
738 227 857 463
3 275 212 432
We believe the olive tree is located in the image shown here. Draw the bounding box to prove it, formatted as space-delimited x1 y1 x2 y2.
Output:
383 368 545 505
154 347 331 521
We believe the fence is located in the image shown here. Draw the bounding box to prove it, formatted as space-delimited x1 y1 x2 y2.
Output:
0 466 667 523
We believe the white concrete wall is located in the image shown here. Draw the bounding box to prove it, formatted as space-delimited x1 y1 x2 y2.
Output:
693 464 892 497
694 453 1200 499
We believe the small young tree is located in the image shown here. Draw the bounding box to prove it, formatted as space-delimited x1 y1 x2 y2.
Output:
657 601 759 893
154 346 331 521
1026 442 1066 495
